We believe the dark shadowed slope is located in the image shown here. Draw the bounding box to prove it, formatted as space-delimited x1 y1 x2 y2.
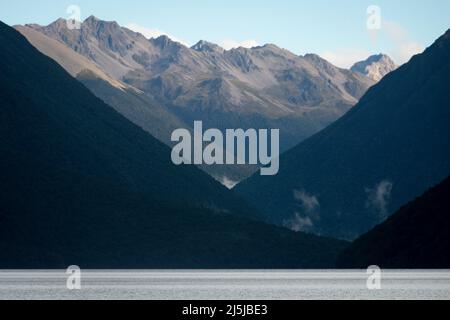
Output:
236 30 450 240
337 176 450 268
0 21 347 268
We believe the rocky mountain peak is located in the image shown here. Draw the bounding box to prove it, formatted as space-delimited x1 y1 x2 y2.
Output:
150 35 181 50
41 18 69 32
261 43 280 50
304 53 334 66
253 43 285 54
82 15 120 33
84 15 100 24
191 40 224 53
351 53 397 81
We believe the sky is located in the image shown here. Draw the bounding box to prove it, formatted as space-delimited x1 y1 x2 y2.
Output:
1 0 449 68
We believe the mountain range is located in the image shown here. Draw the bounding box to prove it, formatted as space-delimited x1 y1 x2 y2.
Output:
3 14 448 269
235 29 450 240
17 16 378 183
0 21 346 268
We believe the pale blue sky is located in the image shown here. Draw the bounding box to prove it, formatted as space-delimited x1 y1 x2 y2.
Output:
1 0 449 67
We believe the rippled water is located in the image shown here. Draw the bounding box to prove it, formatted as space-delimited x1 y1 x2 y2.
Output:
1 270 450 300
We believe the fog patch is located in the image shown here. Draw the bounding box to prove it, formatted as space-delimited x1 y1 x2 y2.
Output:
284 189 320 232
365 180 393 220
284 213 314 232
294 190 320 213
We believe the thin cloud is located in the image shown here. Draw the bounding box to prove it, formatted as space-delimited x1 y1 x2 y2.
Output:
126 23 189 46
365 180 393 221
294 190 320 213
283 213 313 232
320 21 424 69
284 189 320 232
383 20 425 64
320 49 372 69
219 39 259 50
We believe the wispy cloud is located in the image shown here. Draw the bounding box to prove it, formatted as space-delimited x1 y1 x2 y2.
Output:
320 48 372 69
294 190 320 213
125 24 259 51
321 20 424 69
284 190 320 232
383 20 425 64
218 39 259 50
126 23 189 46
284 213 313 232
365 180 393 221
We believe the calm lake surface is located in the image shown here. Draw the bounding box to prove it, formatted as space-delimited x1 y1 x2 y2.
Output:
1 270 450 300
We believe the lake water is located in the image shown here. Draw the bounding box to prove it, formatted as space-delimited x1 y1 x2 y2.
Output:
1 270 450 300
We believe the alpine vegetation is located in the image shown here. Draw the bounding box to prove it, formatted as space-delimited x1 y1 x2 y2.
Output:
171 121 280 176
